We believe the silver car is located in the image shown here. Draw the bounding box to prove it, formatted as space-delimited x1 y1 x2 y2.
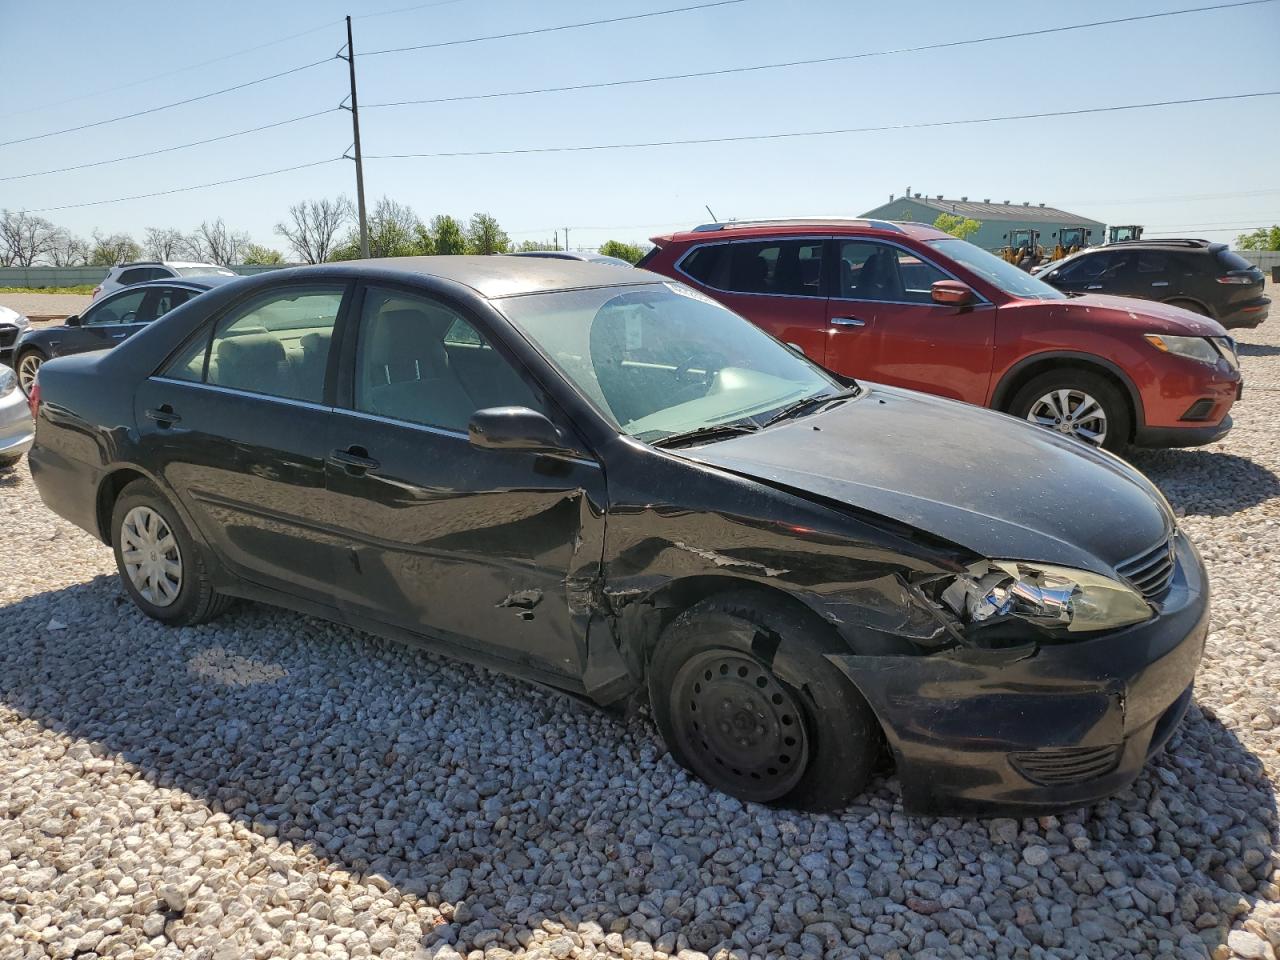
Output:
0 365 33 465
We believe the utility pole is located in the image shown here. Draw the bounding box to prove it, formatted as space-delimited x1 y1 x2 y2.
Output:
564 227 570 252
341 16 370 259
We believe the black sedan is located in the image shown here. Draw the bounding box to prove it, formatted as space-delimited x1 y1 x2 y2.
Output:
11 275 239 394
28 257 1207 813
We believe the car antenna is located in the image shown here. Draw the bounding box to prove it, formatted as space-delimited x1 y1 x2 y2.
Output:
705 204 719 223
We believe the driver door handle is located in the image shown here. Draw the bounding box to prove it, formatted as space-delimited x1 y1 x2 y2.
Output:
110 332 128 339
1151 281 1170 287
145 405 181 427
1086 284 1103 290
831 316 867 328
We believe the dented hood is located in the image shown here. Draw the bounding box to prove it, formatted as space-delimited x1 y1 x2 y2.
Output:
684 385 1173 576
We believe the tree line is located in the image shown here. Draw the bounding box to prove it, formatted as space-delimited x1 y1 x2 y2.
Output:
0 197 652 268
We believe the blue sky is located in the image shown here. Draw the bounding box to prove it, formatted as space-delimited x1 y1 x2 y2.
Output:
2 0 1278 253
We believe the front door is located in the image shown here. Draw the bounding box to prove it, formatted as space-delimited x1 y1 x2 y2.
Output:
324 284 605 680
135 282 353 603
1045 249 1132 295
824 240 996 404
678 237 829 363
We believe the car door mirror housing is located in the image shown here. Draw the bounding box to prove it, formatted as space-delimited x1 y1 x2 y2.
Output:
64 314 81 327
469 406 570 455
931 280 976 306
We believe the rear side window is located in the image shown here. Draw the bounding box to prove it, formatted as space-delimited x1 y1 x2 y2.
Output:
117 268 152 286
680 240 824 297
1216 249 1256 272
162 285 344 403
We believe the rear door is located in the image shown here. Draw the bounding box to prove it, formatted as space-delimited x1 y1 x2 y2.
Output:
134 282 353 603
825 239 995 404
677 238 829 363
323 284 605 680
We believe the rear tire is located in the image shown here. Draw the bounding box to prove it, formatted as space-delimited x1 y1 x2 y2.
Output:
110 479 232 626
648 591 882 811
1010 368 1132 453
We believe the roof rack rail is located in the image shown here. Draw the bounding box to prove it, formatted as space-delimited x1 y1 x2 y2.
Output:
690 217 905 233
1109 238 1211 248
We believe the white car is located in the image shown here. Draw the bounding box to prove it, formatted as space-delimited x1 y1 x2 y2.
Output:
0 305 31 366
93 261 236 299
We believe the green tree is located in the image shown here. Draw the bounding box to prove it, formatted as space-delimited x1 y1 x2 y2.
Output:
933 213 982 241
88 230 142 266
430 215 468 255
1236 225 1280 251
240 243 285 265
466 212 510 255
598 240 649 264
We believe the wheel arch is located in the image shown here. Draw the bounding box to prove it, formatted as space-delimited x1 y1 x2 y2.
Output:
991 351 1145 433
95 467 152 544
1162 296 1214 319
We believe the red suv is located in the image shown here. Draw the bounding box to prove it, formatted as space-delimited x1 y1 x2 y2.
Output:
640 219 1242 452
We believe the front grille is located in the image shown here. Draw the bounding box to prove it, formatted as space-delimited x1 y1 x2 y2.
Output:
1116 535 1176 601
1010 744 1122 786
0 327 15 349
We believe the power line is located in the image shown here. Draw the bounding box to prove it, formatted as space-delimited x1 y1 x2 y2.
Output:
0 58 336 148
1065 187 1280 204
364 90 1280 161
364 0 1277 108
26 158 342 213
362 0 749 56
0 110 340 182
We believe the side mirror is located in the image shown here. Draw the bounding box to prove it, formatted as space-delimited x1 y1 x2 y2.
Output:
468 406 569 455
64 314 81 327
931 280 976 307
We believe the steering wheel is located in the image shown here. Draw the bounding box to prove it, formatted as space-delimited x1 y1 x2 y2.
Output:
674 349 726 386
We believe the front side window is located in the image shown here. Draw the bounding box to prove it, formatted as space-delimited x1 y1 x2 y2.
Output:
1136 252 1169 274
927 238 1066 300
837 241 947 304
498 282 839 441
355 287 543 432
83 288 149 326
162 285 343 402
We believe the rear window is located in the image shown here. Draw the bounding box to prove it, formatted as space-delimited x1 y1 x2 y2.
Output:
1215 249 1257 272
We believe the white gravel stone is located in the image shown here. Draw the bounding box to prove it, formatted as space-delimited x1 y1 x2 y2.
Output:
1 313 1279 959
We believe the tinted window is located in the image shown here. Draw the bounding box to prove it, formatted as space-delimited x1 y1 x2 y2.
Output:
1136 252 1169 274
83 289 149 325
680 244 729 286
355 288 543 433
163 286 343 401
1216 249 1256 272
726 240 823 296
151 287 191 320
117 268 152 286
837 241 947 304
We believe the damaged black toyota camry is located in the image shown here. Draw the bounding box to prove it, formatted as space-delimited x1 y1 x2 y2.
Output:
28 257 1206 814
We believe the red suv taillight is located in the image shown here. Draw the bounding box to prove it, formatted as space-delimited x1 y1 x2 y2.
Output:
1216 275 1254 284
27 381 40 420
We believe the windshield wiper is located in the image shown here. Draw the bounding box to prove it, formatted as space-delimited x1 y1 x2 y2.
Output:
650 420 760 449
762 386 860 427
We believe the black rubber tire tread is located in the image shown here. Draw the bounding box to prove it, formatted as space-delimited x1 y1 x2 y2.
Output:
648 589 882 812
110 478 232 626
1009 367 1132 454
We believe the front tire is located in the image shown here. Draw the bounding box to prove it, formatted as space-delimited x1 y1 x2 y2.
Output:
15 349 44 395
648 592 882 811
1010 368 1132 453
111 479 231 625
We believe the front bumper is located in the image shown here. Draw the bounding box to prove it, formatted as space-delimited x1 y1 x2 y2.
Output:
830 533 1208 815
1134 414 1233 449
0 387 34 460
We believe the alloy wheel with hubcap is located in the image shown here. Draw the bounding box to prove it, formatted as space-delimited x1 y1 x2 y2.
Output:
1026 388 1107 446
668 649 810 802
16 353 42 395
119 506 183 607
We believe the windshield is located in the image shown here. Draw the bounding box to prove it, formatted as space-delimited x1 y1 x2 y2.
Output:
497 282 842 442
928 238 1066 300
175 265 236 277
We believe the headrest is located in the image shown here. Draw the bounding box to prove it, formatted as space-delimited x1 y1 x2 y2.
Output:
217 333 285 365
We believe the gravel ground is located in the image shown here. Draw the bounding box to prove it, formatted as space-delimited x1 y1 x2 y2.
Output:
0 322 1277 960
0 293 92 321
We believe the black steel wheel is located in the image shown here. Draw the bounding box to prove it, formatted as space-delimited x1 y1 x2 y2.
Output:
649 590 882 811
669 649 810 802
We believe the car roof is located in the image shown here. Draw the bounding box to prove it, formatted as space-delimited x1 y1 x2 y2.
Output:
115 260 226 269
331 255 657 299
107 275 242 292
655 218 952 243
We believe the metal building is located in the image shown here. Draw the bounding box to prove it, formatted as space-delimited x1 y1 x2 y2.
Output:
859 192 1106 254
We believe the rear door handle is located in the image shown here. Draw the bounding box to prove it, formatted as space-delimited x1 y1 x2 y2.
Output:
145 405 181 427
110 332 128 339
830 316 867 327
329 446 380 475
1150 281 1170 288
1086 284 1103 290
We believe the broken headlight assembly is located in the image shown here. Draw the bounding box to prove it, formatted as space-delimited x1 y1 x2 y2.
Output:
938 560 1153 635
